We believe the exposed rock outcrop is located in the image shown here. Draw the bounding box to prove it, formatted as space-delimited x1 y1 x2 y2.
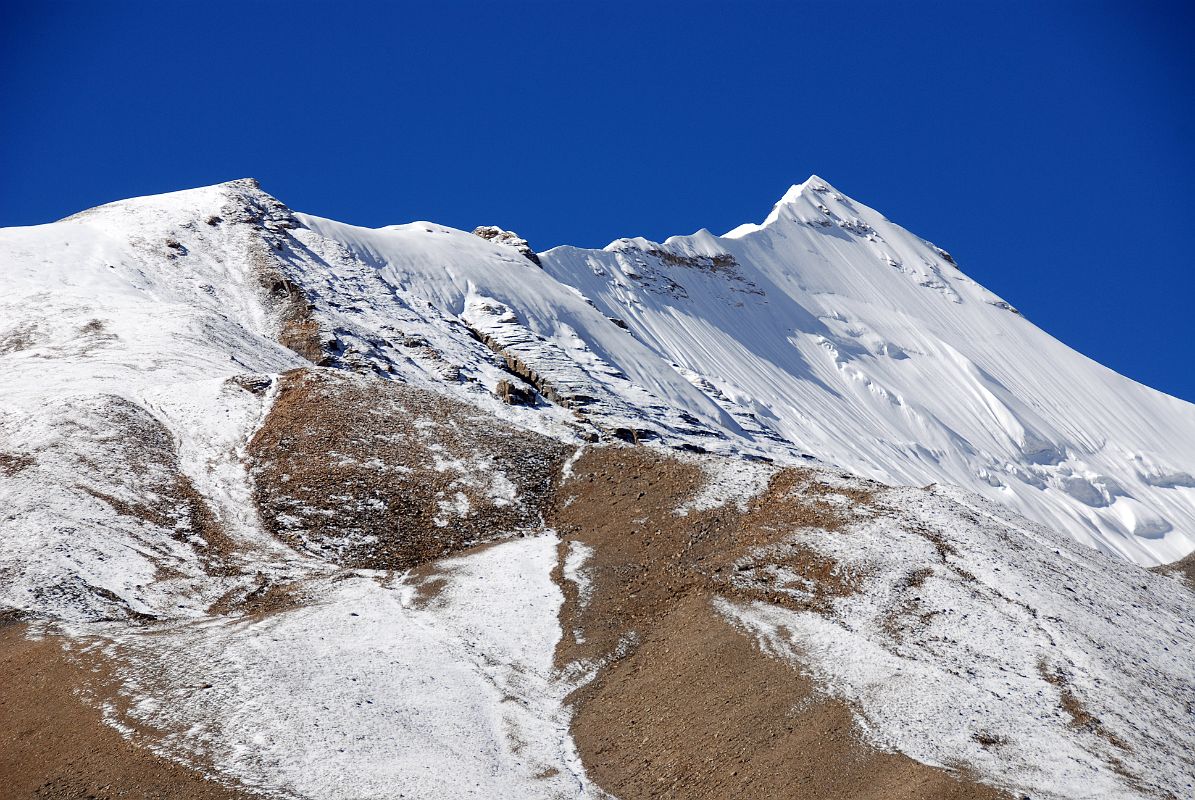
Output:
473 224 541 266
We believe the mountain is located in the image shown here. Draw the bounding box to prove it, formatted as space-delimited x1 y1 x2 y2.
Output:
0 179 1192 800
543 177 1195 566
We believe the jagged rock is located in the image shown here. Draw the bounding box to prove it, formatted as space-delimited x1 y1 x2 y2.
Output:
472 225 541 266
495 378 535 405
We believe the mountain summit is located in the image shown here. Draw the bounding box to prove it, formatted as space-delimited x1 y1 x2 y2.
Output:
547 178 1194 565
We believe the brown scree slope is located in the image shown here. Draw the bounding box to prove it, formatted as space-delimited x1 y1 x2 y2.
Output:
548 447 1008 800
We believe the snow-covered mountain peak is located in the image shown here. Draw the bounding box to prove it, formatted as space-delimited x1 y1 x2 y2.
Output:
58 177 275 224
722 174 851 237
780 173 838 201
536 182 1195 565
5 178 1195 567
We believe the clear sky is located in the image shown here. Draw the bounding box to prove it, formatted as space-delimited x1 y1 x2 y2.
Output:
3 1 1192 401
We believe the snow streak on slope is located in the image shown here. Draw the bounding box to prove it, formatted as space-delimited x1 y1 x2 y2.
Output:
539 177 1195 564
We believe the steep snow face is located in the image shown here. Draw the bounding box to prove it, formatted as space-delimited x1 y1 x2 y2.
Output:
540 177 1195 565
288 212 743 443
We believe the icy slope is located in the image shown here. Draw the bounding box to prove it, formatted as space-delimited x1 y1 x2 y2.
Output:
540 178 1195 564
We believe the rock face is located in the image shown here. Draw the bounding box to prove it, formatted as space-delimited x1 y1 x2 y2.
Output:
248 368 566 570
1 179 1194 800
472 224 542 265
495 377 535 405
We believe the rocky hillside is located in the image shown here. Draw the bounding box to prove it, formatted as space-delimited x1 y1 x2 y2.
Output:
1 180 1192 799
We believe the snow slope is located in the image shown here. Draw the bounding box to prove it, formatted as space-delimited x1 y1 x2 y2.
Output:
0 183 319 621
82 535 603 800
719 481 1195 800
540 177 1195 564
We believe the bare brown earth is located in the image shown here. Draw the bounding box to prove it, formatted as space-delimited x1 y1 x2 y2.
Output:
549 446 1008 800
248 368 568 571
0 621 255 800
1151 550 1195 591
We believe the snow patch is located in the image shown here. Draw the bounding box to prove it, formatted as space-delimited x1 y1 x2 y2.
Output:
90 535 603 799
562 540 595 608
677 456 776 515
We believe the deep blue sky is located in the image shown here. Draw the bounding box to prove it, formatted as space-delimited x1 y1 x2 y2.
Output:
3 1 1192 401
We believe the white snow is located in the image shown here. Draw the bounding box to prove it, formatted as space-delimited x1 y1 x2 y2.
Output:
560 446 586 482
676 455 776 515
562 540 595 609
0 394 224 620
538 176 1195 565
138 376 321 575
85 535 603 800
